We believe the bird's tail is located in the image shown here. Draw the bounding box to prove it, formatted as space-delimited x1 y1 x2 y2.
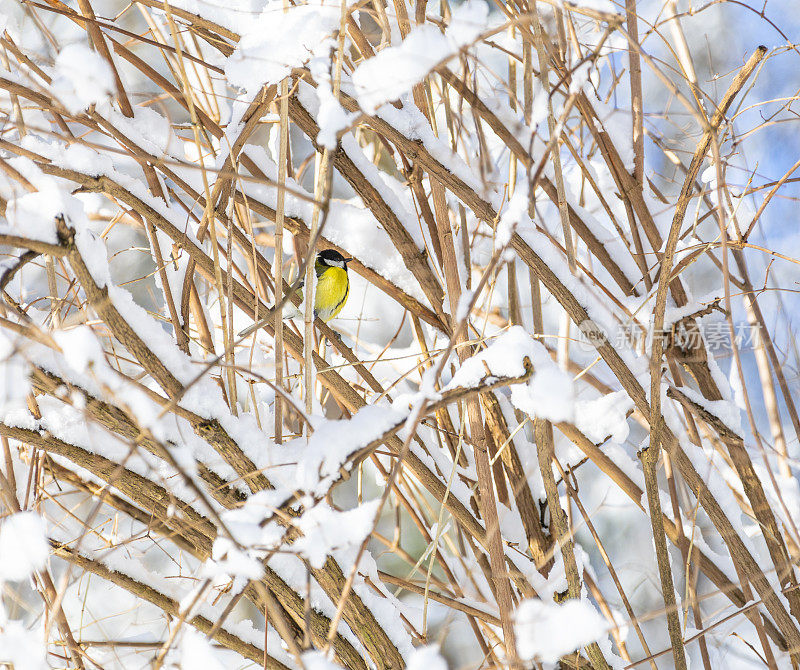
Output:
237 282 305 337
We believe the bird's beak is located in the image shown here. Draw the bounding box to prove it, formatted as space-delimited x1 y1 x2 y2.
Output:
344 257 353 264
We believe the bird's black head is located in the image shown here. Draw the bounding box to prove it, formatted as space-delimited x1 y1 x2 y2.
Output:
316 249 352 268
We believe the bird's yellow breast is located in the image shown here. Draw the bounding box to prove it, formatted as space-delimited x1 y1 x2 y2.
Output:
314 266 349 321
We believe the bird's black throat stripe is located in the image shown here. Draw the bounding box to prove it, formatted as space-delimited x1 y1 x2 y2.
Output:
333 281 350 311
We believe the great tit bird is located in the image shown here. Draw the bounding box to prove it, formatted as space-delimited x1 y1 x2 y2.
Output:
238 249 352 337
313 249 352 322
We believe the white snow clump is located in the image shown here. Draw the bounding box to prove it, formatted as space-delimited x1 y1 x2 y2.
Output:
515 598 607 664
0 512 49 582
52 43 114 114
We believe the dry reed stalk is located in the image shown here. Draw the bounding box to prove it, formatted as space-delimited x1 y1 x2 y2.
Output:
274 73 289 443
